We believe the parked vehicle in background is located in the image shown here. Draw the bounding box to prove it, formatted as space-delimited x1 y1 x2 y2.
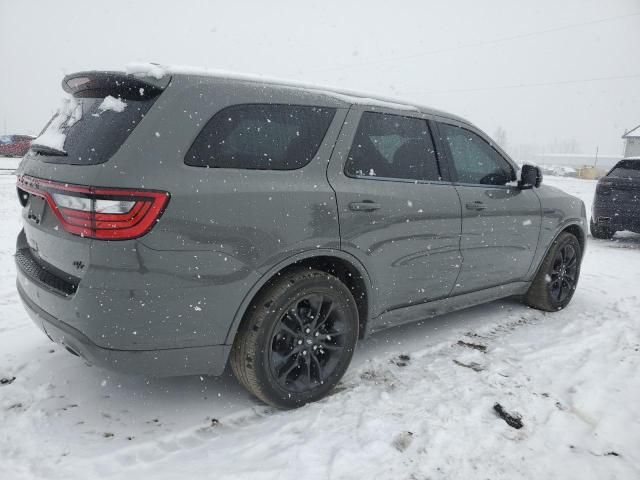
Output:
0 135 34 157
15 68 587 408
591 157 640 239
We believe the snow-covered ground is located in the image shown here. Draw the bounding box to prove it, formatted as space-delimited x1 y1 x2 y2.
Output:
0 156 22 173
1 170 639 480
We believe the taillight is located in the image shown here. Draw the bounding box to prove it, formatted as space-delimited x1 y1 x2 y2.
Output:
17 175 169 240
596 182 612 196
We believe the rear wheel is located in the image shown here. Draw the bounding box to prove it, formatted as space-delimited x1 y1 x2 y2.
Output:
525 232 582 312
590 218 615 240
230 268 359 409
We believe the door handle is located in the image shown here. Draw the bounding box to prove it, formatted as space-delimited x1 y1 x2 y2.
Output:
465 201 486 211
349 201 381 212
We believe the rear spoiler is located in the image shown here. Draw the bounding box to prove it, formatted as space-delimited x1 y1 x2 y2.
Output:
62 71 171 100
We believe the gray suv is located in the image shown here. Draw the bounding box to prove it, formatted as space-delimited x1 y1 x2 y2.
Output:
16 70 586 408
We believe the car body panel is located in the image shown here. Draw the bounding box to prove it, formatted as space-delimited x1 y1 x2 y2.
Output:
428 119 543 293
452 184 542 293
17 76 350 350
18 283 230 376
327 107 463 316
370 281 530 333
525 183 587 278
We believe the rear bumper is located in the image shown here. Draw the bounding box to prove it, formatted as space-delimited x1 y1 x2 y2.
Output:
18 282 231 377
15 225 257 356
592 203 640 232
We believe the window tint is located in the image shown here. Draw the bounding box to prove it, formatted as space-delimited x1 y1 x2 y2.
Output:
608 160 640 179
439 124 513 185
33 96 157 165
345 112 440 181
185 104 336 170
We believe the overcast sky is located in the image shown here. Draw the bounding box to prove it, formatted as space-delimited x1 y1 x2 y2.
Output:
1 0 639 155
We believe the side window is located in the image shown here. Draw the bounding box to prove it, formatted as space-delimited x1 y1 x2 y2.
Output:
185 104 336 170
439 124 514 186
345 112 440 181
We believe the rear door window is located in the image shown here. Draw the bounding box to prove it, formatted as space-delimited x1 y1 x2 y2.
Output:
608 160 640 179
345 112 440 181
185 104 336 170
439 123 514 186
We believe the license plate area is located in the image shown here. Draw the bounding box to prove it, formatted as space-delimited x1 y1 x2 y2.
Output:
27 195 47 225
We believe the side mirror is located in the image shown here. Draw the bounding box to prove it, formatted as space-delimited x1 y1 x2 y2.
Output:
518 164 543 189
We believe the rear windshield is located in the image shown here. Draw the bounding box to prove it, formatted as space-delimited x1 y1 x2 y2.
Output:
33 94 157 165
608 160 640 179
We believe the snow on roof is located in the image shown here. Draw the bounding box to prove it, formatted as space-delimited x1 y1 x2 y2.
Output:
622 124 640 138
125 62 426 113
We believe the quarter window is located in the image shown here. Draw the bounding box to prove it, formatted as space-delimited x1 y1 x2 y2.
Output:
345 112 440 181
439 124 514 185
185 104 336 170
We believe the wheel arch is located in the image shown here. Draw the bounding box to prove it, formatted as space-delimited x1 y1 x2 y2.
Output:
224 250 374 345
530 220 586 281
562 222 586 253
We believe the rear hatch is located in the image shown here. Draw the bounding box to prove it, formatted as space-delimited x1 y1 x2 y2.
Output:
598 160 640 217
16 71 170 293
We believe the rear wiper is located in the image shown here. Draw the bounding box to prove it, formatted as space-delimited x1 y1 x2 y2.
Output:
30 144 68 156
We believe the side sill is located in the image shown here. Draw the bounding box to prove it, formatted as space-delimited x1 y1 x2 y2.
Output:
367 281 530 335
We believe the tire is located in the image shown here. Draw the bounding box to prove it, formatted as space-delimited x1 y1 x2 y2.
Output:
525 232 582 312
590 218 615 240
230 268 359 409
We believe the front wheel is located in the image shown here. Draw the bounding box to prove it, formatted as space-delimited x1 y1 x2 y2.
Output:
525 232 582 312
230 268 359 409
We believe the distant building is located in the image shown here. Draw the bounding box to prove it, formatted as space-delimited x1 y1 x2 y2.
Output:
622 125 640 157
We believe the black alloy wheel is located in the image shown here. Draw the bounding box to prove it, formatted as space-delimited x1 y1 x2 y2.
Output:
547 243 579 303
269 293 347 392
230 268 359 408
525 231 582 311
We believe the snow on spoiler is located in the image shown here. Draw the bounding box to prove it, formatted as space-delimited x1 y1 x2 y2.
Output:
62 71 171 100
